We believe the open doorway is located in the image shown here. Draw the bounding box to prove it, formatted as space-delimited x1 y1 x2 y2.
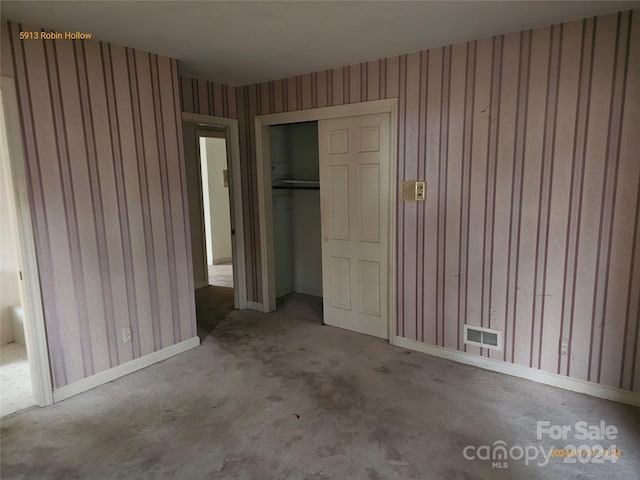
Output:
181 112 247 320
0 75 53 411
0 158 33 416
269 121 323 322
199 133 233 289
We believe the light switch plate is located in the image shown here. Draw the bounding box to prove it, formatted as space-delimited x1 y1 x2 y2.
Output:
401 181 426 201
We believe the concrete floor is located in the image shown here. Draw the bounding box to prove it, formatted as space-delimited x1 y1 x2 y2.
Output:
1 288 639 479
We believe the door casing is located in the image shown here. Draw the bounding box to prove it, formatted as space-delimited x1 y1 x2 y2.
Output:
254 98 398 341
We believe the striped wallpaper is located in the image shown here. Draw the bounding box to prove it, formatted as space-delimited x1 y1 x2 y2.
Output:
180 76 237 119
182 9 640 392
2 21 197 389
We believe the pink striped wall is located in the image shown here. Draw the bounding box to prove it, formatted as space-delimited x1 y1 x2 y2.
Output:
2 22 197 389
180 76 237 119
182 9 640 392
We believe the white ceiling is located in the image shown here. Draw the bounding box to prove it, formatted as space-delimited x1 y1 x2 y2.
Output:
2 1 638 86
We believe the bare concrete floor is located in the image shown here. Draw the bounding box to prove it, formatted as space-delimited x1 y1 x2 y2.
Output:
1 290 639 479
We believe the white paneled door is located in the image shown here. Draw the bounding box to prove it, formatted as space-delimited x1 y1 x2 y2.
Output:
319 113 390 339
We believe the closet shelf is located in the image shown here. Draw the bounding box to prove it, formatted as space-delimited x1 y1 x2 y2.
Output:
272 179 320 190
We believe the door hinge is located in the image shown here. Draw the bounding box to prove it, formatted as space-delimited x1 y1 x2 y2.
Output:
19 271 23 281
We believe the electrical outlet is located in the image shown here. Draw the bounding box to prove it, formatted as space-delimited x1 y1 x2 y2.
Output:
560 338 569 355
122 327 132 344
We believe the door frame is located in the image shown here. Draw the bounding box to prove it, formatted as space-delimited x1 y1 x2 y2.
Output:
254 98 398 340
182 112 247 310
0 76 54 407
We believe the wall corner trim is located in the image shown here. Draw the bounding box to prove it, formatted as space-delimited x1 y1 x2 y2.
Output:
52 337 200 403
392 336 640 407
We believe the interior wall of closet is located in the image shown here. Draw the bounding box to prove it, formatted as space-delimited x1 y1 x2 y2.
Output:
270 121 323 300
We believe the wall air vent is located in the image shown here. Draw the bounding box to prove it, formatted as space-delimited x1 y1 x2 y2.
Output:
463 325 502 351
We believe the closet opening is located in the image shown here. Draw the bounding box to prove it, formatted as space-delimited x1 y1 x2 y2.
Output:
255 99 397 337
269 121 323 323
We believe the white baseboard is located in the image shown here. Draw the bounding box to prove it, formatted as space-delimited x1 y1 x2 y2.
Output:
392 336 640 407
53 337 200 403
293 287 323 298
194 280 209 289
247 301 265 312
